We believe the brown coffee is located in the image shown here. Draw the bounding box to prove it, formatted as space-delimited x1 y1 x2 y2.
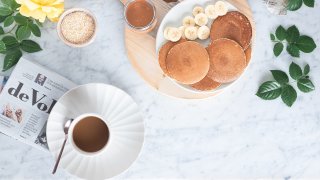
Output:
126 0 154 28
72 116 109 152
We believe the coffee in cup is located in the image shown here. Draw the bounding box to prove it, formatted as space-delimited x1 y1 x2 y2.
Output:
70 114 109 153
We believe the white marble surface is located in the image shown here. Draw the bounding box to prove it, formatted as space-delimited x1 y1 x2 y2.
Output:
1 0 320 179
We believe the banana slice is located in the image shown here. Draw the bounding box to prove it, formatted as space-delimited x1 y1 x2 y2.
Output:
167 27 182 42
197 26 210 40
182 16 196 27
164 27 173 40
184 26 198 40
215 1 228 16
194 13 208 26
178 26 186 39
192 6 204 16
205 5 218 19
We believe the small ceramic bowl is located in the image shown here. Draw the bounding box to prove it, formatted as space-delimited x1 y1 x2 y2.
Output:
57 8 97 47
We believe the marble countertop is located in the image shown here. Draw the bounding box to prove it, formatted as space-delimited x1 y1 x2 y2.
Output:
1 0 320 179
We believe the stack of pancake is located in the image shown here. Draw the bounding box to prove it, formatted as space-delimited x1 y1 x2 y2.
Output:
158 11 253 91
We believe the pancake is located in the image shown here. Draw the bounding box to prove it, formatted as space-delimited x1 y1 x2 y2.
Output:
166 41 210 84
191 76 221 91
158 39 187 74
207 38 246 83
210 11 252 50
245 45 252 65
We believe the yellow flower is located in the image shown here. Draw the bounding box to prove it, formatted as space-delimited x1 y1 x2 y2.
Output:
16 0 64 22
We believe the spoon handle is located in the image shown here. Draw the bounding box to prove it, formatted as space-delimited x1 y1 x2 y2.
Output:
52 135 68 174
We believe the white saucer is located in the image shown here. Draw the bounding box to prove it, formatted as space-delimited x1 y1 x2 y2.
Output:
47 83 144 179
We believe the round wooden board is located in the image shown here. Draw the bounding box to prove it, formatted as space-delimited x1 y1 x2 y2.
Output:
121 0 255 99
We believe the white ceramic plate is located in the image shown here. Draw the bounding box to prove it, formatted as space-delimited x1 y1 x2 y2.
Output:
47 83 144 179
156 0 239 93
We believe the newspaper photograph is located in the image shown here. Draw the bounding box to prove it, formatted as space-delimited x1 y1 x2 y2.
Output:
0 58 76 150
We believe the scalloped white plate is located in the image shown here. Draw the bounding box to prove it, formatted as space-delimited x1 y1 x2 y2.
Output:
47 83 144 179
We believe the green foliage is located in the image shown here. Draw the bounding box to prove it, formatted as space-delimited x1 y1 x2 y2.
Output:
271 25 316 58
257 62 314 107
287 0 314 11
0 0 42 71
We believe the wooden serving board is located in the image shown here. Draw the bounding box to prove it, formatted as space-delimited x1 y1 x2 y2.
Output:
120 0 255 99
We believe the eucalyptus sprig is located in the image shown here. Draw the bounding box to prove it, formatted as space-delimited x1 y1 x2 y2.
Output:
271 25 316 58
287 0 314 11
256 62 315 107
0 0 42 72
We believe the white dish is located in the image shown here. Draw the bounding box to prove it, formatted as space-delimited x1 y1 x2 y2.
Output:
47 83 144 179
156 0 239 94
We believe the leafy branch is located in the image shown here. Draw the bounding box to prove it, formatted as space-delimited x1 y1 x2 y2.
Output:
287 0 315 11
0 0 42 72
256 62 314 107
271 25 316 58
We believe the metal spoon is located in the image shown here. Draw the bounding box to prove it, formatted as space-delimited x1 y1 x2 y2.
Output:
52 119 73 174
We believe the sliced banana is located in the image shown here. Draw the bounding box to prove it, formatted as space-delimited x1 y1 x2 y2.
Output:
197 26 210 40
194 13 208 26
178 26 186 39
182 16 195 27
192 6 204 16
167 27 182 42
215 1 228 16
184 26 198 40
164 27 173 40
205 4 218 19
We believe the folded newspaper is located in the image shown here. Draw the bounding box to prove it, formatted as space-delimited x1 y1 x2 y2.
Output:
0 58 76 151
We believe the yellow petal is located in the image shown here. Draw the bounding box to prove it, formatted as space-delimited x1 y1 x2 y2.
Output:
19 5 32 18
20 0 40 11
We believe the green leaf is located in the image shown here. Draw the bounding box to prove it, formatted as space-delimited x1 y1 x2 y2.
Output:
274 43 284 57
2 36 19 49
303 64 310 75
275 26 286 41
286 44 300 57
281 85 297 107
271 70 289 84
289 62 303 80
20 40 42 53
297 78 315 93
29 23 41 37
287 0 303 11
3 16 14 27
0 41 6 52
0 16 7 23
3 49 22 72
303 0 314 7
296 35 316 53
270 34 275 41
0 27 4 35
0 7 12 16
14 14 29 25
1 0 20 10
256 81 282 100
16 26 31 41
35 20 43 27
286 25 300 43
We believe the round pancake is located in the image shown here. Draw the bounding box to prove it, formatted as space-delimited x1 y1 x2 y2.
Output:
158 39 187 74
166 41 210 84
245 45 252 65
210 11 252 50
207 38 246 83
191 76 221 91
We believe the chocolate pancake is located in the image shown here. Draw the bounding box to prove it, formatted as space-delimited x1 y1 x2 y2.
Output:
158 39 187 74
210 11 252 50
166 41 210 84
207 38 246 83
191 76 221 91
